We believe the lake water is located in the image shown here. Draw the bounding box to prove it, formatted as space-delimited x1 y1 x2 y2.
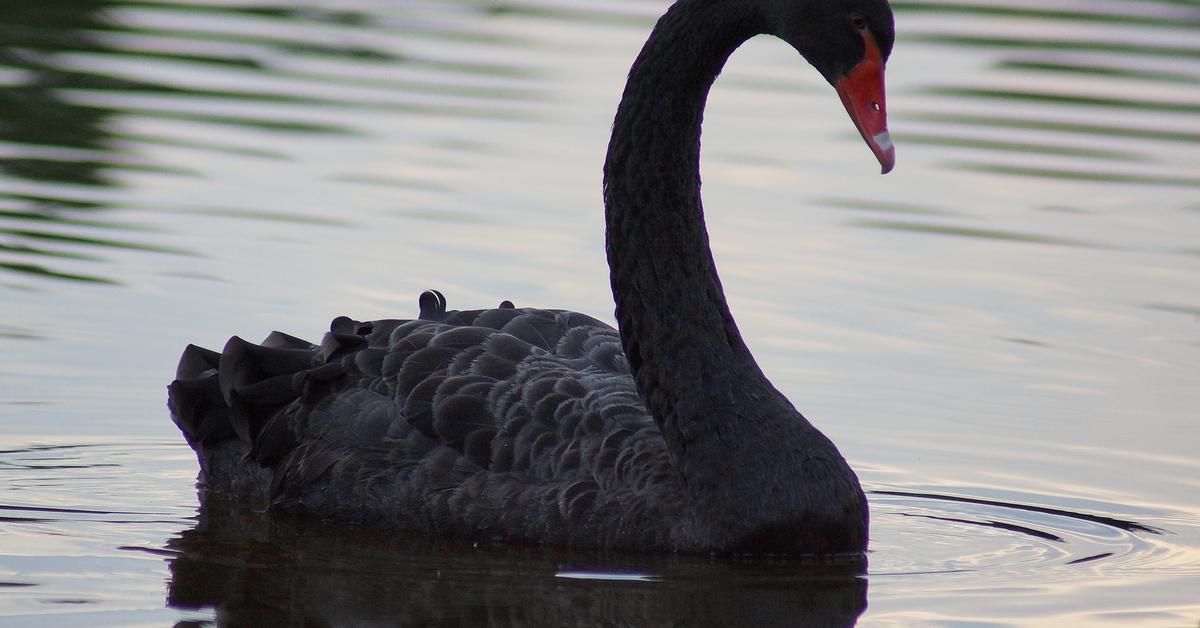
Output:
2 0 1198 625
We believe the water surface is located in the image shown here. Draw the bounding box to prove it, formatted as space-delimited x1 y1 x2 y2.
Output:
2 0 1198 625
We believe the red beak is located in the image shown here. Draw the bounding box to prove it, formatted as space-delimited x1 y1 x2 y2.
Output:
834 32 895 174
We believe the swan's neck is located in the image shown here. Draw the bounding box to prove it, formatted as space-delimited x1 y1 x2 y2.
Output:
603 1 796 471
601 0 867 551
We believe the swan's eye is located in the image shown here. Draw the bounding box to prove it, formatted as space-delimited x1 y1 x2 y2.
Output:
850 14 867 31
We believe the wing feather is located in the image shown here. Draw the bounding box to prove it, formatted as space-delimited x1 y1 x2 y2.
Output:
168 291 686 548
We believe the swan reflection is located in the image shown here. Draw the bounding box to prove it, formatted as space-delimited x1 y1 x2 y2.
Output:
166 495 867 627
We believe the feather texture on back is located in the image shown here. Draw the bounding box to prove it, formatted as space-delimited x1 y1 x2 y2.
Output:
170 291 691 550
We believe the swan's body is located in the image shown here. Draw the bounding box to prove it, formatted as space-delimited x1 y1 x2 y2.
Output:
170 0 896 555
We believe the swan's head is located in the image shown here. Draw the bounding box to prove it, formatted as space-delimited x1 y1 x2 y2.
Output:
761 0 896 173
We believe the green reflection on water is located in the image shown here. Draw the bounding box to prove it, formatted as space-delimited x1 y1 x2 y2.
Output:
332 174 451 192
0 261 119 284
925 87 1200 115
1 0 1197 289
894 133 1141 161
0 206 156 232
183 207 351 227
0 242 105 262
1145 303 1200 318
906 34 1200 60
120 1 366 21
117 132 289 160
901 112 1200 144
893 1 1200 31
0 156 195 184
0 226 193 255
997 61 1200 86
952 163 1200 188
852 219 1102 248
0 0 391 284
0 2 136 283
820 198 962 216
483 3 654 27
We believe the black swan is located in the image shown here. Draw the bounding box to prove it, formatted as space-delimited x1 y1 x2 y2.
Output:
169 0 896 555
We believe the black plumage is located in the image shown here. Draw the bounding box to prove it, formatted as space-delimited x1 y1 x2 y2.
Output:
169 0 897 554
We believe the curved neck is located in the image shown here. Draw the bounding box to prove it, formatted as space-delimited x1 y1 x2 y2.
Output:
603 1 796 469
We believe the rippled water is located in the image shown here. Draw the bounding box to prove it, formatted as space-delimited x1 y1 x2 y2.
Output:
2 0 1198 625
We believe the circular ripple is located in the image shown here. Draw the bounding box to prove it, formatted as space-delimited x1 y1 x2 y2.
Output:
865 488 1199 579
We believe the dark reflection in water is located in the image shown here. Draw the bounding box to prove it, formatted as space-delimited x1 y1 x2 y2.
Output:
852 218 1105 247
1 0 1195 286
901 112 1200 145
0 0 560 286
954 162 1200 187
1 1 188 284
906 33 1200 59
997 60 1200 86
927 86 1200 115
166 495 867 627
898 0 1199 192
0 3 114 186
893 0 1200 30
0 0 370 285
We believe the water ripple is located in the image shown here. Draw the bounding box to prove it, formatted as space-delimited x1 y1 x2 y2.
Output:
868 489 1192 578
